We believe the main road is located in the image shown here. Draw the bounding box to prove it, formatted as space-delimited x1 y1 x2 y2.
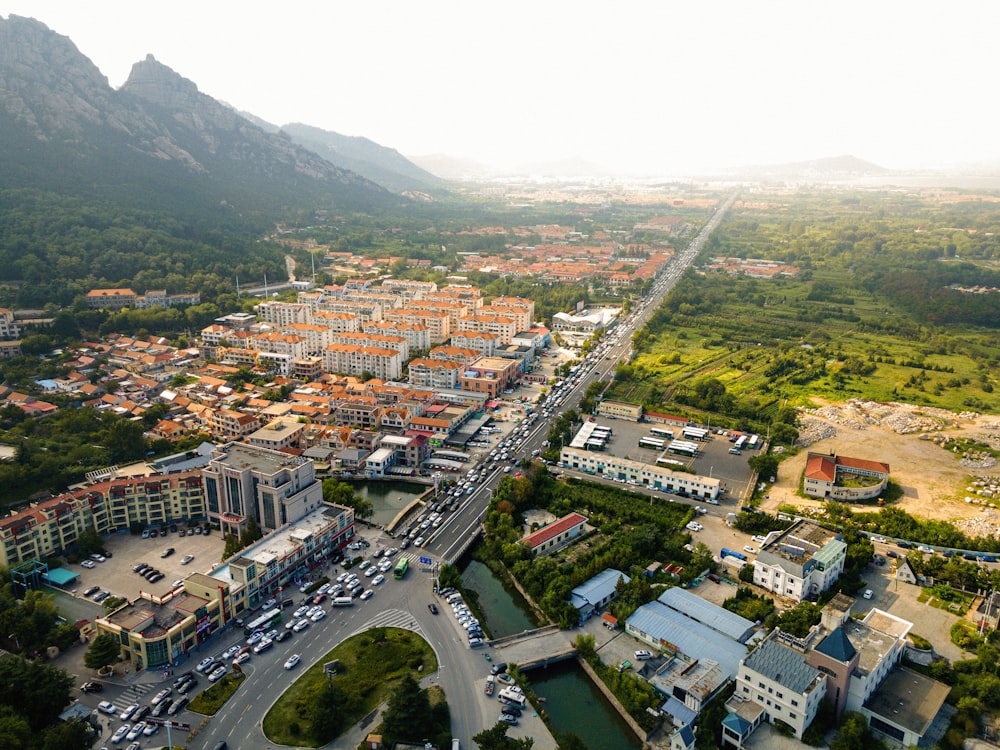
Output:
426 190 738 561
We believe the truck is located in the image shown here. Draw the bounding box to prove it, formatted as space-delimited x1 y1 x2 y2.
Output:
721 547 748 562
484 675 495 696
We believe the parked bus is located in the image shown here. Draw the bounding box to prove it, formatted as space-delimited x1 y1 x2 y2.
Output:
748 435 759 449
649 427 674 439
244 608 281 636
638 437 665 450
682 426 709 441
584 438 606 451
655 456 685 468
394 557 409 579
667 440 699 457
433 450 470 463
734 435 748 450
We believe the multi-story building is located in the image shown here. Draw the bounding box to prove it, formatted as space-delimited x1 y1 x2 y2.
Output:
86 288 137 310
384 309 450 343
803 453 890 502
751 519 847 601
381 278 438 299
247 418 306 452
407 358 463 390
429 345 482 366
458 355 520 397
0 471 205 567
378 434 428 467
450 330 500 357
333 401 382 430
209 408 261 442
202 442 325 537
316 299 384 324
94 503 354 669
457 314 517 344
255 301 313 326
332 331 409 361
479 304 532 332
322 344 404 380
280 323 334 354
0 308 21 339
251 332 309 360
311 310 360 333
406 299 468 329
490 295 535 324
559 446 722 502
363 321 432 353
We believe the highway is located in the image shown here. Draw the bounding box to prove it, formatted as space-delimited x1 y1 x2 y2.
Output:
425 191 738 561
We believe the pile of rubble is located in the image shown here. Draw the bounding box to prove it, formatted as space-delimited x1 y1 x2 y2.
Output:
954 509 1000 539
795 416 839 447
800 399 964 437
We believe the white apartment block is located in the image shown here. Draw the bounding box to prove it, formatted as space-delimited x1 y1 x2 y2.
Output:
450 330 500 356
491 296 535 322
408 358 463 390
384 309 451 343
332 331 409 360
255 301 313 326
322 344 404 380
752 520 847 601
0 308 20 339
316 299 384 324
559 446 721 501
311 310 361 333
457 314 517 344
480 304 532 331
381 278 438 299
363 321 432 352
425 288 483 315
251 332 308 360
280 323 334 354
406 299 469 328
429 345 482 365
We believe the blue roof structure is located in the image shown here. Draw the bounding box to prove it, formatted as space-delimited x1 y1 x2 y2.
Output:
626 601 748 678
722 711 753 736
657 587 757 643
570 568 630 611
743 635 821 694
43 567 79 586
815 626 857 663
662 695 698 727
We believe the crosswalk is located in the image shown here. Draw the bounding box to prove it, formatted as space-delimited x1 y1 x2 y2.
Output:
106 681 153 712
351 607 425 637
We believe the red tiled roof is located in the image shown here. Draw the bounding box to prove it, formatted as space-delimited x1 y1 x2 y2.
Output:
521 512 587 549
805 455 836 482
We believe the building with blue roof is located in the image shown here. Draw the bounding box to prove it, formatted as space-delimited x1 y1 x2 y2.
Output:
568 568 629 624
656 587 756 643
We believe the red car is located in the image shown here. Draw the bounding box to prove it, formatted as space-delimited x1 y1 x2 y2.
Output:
312 593 327 605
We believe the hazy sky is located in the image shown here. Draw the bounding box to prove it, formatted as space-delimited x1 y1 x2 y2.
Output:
5 1 998 174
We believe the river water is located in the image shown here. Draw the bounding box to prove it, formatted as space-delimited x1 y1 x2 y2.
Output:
351 480 427 526
460 554 642 750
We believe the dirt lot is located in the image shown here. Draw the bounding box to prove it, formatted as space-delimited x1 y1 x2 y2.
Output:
760 399 1000 529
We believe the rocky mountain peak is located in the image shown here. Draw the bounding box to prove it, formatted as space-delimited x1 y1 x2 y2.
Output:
122 54 205 112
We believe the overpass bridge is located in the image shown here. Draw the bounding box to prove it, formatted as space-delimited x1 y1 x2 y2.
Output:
491 624 578 671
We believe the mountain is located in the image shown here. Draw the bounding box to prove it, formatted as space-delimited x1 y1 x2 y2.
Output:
721 155 890 181
279 122 444 193
0 15 396 218
409 153 501 180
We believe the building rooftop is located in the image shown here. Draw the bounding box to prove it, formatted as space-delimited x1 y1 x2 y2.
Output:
521 512 588 549
210 441 309 475
570 569 629 609
843 610 912 675
863 667 949 739
657 587 756 643
758 519 842 567
743 633 823 694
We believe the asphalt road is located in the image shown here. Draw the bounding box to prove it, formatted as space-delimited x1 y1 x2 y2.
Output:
426 191 738 561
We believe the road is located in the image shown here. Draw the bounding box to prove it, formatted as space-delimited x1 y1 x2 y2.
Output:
426 190 739 561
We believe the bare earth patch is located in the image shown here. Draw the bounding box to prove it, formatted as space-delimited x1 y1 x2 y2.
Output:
760 399 1000 530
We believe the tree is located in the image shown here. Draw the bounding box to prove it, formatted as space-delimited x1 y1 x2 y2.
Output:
0 657 74 731
473 721 535 750
240 516 263 548
437 563 462 590
75 527 105 556
322 479 373 519
40 718 94 750
103 417 147 462
830 711 887 750
222 533 242 561
84 633 120 670
381 674 433 745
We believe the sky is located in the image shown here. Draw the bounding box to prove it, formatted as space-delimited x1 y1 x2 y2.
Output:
4 1 999 175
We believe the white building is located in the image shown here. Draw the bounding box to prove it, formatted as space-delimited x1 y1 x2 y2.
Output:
751 520 847 601
559 446 721 502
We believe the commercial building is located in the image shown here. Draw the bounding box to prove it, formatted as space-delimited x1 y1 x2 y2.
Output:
751 520 847 601
569 568 630 624
458 356 520 398
202 442 325 537
596 399 643 421
520 512 588 556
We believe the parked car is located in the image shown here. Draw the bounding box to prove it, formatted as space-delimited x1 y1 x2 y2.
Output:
208 665 227 682
196 657 216 673
160 547 175 558
119 704 139 721
81 559 96 569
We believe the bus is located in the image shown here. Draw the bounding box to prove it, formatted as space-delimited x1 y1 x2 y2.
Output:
394 557 409 579
638 437 665 450
734 435 748 450
655 456 685 468
433 450 470 463
649 427 674 439
682 426 709 442
667 440 699 457
244 608 281 636
748 435 759 449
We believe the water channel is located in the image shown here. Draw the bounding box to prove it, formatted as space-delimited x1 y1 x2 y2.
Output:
351 480 427 526
460 554 642 750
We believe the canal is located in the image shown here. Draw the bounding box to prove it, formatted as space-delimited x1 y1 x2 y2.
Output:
460 552 641 750
352 480 427 526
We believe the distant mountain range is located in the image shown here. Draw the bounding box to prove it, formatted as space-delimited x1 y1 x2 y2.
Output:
0 15 441 221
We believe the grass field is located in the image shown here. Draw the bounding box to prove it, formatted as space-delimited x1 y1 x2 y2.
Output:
262 626 436 747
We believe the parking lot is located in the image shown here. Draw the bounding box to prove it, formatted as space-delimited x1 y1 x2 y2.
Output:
579 418 757 504
68 527 224 604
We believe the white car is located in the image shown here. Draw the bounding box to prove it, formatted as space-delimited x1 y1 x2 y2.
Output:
111 725 130 744
360 589 374 600
81 559 96 569
221 645 240 660
143 723 160 736
208 665 227 682
196 656 216 672
293 605 309 618
863 589 874 600
372 574 385 586
151 688 171 705
119 704 139 720
365 566 378 577
414 536 425 547
284 654 301 670
743 545 756 554
98 701 116 715
252 638 274 654
311 609 327 622
293 618 310 632
126 722 146 741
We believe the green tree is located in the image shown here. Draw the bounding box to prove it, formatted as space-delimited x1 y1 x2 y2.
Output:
75 527 104 556
437 563 462 590
40 718 94 750
473 721 535 750
222 533 242 561
0 657 74 731
103 418 147 462
381 674 433 745
240 516 263 548
830 711 887 750
83 633 120 670
322 479 373 519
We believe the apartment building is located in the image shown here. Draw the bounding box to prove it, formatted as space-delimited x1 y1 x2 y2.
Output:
456 314 517 344
333 401 382 430
0 471 205 567
332 331 410 360
202 442 325 537
407 358 463 390
255 301 313 326
209 408 262 442
429 345 482 366
311 310 360 333
380 278 438 299
363 320 432 352
0 308 20 339
450 330 500 356
406 299 468 328
316 299 384 324
279 323 334 354
479 304 532 332
247 418 306 452
250 332 309 360
322 343 404 380
424 287 483 315
384 308 451 343
490 295 535 323
86 288 138 310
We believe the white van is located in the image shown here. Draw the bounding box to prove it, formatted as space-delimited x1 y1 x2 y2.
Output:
452 741 460 750
332 597 353 607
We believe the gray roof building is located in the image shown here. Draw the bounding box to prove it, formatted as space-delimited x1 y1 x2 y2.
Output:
656 587 757 643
